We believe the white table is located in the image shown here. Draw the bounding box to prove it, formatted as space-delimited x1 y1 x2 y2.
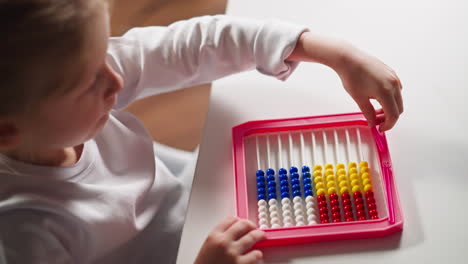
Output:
177 0 468 263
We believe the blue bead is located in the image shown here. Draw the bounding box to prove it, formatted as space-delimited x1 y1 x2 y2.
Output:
303 183 312 190
281 192 290 198
279 168 288 175
280 179 288 186
257 182 265 189
266 168 275 176
267 181 276 188
291 184 300 191
267 186 276 194
289 166 298 173
303 177 312 184
305 189 313 197
302 171 311 178
279 174 288 181
268 193 277 200
256 170 265 177
258 193 266 200
293 190 301 197
291 172 300 179
256 175 265 183
291 178 300 185
267 175 276 182
280 185 289 193
302 166 310 172
257 187 265 195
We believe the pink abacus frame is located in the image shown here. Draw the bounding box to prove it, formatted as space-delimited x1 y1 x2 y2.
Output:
232 112 403 247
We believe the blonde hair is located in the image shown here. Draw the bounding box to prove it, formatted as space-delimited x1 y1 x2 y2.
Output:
0 0 105 116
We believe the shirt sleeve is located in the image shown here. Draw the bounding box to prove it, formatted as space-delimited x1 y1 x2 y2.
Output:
0 210 92 264
107 15 308 110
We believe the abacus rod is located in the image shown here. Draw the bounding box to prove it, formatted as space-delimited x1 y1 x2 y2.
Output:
311 132 317 165
300 131 305 166
333 129 339 164
266 134 272 169
322 131 329 163
277 134 283 167
345 129 351 164
288 133 294 167
356 127 364 162
256 135 261 169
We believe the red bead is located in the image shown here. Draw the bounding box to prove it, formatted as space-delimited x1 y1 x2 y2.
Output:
371 215 379 220
369 209 378 216
346 217 354 222
320 207 328 214
345 211 354 218
356 203 364 211
331 206 340 213
330 193 338 200
358 216 366 221
366 197 376 204
317 194 326 202
357 210 366 217
344 205 352 212
332 212 341 219
341 192 350 200
368 203 376 210
333 218 342 223
355 197 363 205
342 198 351 206
321 219 329 223
330 199 339 207
365 191 374 197
354 192 362 198
319 201 327 207
320 213 329 220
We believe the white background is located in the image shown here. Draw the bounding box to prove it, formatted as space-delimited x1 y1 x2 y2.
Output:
178 0 468 263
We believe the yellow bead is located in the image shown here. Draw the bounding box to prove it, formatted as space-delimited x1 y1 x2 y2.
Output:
313 171 322 177
338 175 347 182
350 174 359 181
326 175 336 182
360 161 369 167
317 188 325 195
336 163 345 170
314 177 323 184
313 165 323 171
325 169 334 176
348 162 357 168
351 179 359 187
339 181 348 188
362 178 371 186
364 184 373 191
325 164 334 170
328 187 336 194
361 172 370 181
349 168 358 175
337 169 346 176
327 181 336 188
360 167 369 174
316 182 324 189
340 186 349 193
352 185 361 193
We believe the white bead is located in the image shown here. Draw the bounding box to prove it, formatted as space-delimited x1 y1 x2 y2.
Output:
258 212 268 219
305 196 314 203
293 202 303 210
258 200 267 207
293 196 302 203
259 218 268 225
306 201 315 209
282 210 292 217
270 211 279 219
270 217 281 224
282 204 292 211
308 220 318 225
294 209 304 216
284 222 294 227
295 215 305 223
269 204 278 212
306 208 316 216
283 216 293 224
307 215 318 222
268 199 278 206
271 223 281 228
296 221 305 226
260 225 269 229
281 198 291 205
258 205 267 213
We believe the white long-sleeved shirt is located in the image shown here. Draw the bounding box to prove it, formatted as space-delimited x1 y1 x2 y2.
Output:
0 15 307 263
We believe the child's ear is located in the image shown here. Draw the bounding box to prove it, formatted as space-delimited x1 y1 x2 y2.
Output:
0 120 20 149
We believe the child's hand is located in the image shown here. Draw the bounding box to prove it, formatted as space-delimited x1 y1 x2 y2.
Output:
288 32 403 131
194 216 266 264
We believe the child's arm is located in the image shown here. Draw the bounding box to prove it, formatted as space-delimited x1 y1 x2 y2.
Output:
194 216 265 264
287 32 403 131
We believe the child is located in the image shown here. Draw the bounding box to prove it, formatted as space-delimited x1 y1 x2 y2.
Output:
0 0 403 263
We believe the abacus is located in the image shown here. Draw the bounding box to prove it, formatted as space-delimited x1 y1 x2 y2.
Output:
232 113 403 247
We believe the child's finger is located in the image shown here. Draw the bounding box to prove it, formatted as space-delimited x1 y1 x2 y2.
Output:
355 98 376 127
214 216 239 232
394 90 404 114
237 249 263 264
377 93 400 131
235 229 266 254
226 219 256 241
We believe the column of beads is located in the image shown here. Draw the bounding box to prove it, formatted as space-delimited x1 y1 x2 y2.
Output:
360 161 379 219
313 165 329 223
325 164 342 223
348 162 366 221
290 166 305 226
256 169 269 229
278 168 294 227
266 168 281 228
302 166 318 225
336 163 354 221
